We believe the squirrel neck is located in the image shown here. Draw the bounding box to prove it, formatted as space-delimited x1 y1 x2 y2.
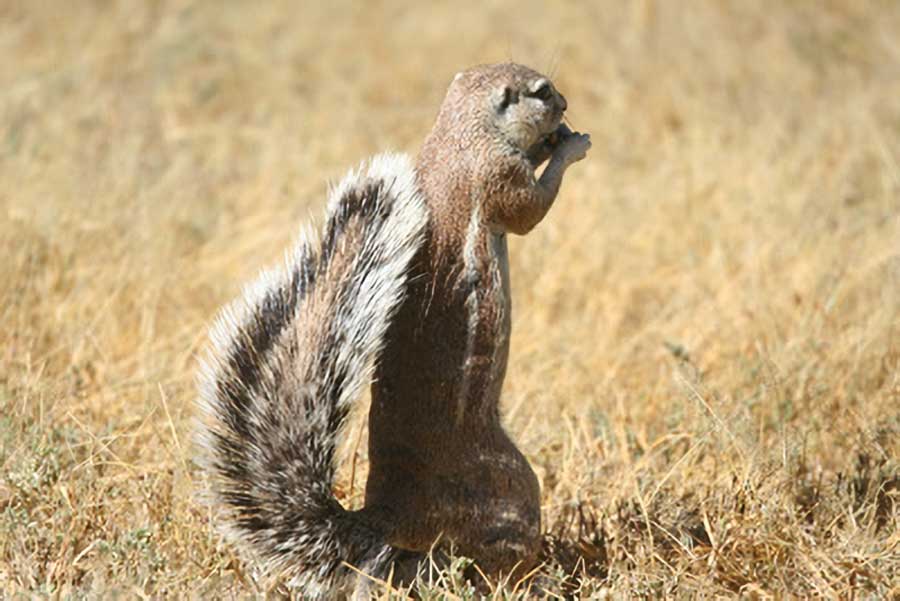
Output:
415 111 507 257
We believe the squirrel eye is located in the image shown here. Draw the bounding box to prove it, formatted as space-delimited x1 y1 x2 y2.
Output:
533 82 552 101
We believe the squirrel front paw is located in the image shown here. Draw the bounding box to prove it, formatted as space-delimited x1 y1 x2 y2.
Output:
556 128 591 165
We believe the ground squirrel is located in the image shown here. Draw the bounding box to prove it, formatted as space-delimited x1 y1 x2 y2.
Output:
196 62 591 597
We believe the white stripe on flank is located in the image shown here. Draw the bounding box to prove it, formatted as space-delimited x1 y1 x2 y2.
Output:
488 231 510 397
456 201 482 424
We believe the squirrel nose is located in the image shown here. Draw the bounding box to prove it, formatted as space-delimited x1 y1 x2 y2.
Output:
558 93 567 112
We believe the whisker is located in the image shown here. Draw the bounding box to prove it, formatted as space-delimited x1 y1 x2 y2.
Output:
548 47 562 80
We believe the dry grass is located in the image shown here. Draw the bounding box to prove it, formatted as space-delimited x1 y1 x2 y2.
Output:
2 0 899 598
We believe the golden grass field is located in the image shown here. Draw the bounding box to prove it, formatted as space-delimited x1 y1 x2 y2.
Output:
2 0 899 597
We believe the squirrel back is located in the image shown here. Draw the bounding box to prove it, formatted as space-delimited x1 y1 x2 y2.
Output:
195 153 426 596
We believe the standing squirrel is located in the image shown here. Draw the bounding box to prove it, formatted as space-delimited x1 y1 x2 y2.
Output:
196 63 591 597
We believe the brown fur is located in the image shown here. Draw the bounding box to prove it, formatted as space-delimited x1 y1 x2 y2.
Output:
364 63 591 577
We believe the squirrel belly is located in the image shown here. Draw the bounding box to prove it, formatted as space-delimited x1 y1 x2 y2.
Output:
195 153 427 597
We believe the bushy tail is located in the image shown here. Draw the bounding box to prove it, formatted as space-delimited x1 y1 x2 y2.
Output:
195 154 427 596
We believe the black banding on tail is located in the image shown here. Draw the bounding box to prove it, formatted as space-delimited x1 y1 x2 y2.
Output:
197 154 427 596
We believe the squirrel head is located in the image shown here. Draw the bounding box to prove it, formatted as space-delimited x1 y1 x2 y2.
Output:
438 63 567 156
416 62 572 230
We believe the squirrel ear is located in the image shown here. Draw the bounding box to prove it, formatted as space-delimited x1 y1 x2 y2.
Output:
493 86 514 112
